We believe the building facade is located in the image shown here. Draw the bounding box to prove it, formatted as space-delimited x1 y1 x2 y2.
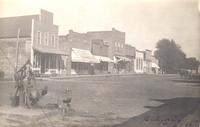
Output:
87 28 130 73
124 44 135 73
91 39 113 74
0 9 65 76
59 28 128 75
143 49 152 73
134 50 145 73
59 30 100 75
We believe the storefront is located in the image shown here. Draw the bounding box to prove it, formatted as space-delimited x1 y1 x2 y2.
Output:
71 48 99 75
94 55 114 74
114 56 131 74
32 46 66 75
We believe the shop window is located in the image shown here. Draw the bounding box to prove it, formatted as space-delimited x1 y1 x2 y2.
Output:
50 55 56 69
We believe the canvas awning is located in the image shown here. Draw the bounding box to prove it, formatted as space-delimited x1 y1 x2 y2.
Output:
94 55 114 63
71 48 100 63
33 46 66 55
114 56 131 62
152 63 160 68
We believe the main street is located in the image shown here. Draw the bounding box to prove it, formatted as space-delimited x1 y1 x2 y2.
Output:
0 74 199 127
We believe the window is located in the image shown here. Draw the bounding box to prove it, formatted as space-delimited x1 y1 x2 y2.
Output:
118 43 120 48
44 32 49 45
37 31 41 44
51 35 55 47
54 36 57 47
115 42 117 47
136 58 143 70
50 55 56 69
121 44 123 48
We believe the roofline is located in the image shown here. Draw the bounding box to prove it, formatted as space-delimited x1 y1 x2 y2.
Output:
0 14 39 19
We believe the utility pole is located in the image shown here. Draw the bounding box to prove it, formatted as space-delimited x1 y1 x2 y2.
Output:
15 28 20 72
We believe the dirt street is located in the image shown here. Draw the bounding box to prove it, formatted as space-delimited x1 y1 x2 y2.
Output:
0 74 199 127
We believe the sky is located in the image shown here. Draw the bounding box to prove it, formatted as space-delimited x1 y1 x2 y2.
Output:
0 0 200 60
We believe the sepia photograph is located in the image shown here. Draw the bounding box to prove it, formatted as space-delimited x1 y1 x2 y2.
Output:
0 0 200 127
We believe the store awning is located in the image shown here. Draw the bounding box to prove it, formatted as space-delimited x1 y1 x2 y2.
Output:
94 55 114 63
33 46 66 55
114 56 131 62
152 63 160 68
72 48 100 63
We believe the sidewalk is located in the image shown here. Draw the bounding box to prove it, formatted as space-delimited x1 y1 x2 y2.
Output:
38 73 173 81
0 73 176 82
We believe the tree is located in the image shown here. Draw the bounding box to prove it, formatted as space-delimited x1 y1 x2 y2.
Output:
154 39 185 73
183 57 200 72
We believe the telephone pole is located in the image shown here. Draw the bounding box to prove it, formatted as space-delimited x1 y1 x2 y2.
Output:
15 28 20 72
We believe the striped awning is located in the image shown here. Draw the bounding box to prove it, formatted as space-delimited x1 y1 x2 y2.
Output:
114 56 131 62
94 55 114 63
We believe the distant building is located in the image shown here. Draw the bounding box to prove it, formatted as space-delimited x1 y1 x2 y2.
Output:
151 56 160 74
144 49 152 73
91 39 113 74
0 9 65 76
59 28 130 75
59 30 100 75
87 28 130 73
124 44 135 73
134 50 144 73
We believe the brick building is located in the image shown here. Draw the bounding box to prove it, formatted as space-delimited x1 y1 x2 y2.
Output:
59 30 100 75
59 28 132 74
124 44 135 73
151 55 160 74
91 39 113 74
87 28 130 73
0 9 65 76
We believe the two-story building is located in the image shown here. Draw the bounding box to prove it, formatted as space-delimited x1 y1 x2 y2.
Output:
87 28 130 73
0 9 65 76
134 50 145 73
124 44 135 73
91 39 113 74
59 30 100 75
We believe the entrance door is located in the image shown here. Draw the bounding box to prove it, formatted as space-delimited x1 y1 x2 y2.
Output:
41 55 45 73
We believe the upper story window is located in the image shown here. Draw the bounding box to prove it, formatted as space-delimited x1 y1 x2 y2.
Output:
121 44 123 48
118 43 120 48
115 42 117 47
54 36 57 47
37 31 41 45
44 32 49 45
51 35 56 47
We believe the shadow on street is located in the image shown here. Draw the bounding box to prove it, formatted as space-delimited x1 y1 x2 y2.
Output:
113 97 200 127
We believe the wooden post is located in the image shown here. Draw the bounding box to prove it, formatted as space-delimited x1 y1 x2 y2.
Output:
15 28 20 72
